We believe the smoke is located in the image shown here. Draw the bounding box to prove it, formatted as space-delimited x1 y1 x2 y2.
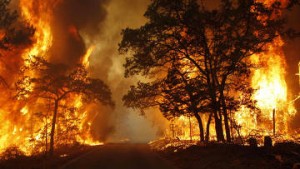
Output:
10 0 298 144
52 0 299 141
29 0 167 142
49 0 109 68
88 0 169 142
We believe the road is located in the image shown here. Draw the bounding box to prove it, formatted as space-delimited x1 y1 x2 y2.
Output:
60 144 177 169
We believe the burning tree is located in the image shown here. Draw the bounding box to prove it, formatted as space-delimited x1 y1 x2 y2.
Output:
0 0 34 87
15 56 114 155
120 0 298 142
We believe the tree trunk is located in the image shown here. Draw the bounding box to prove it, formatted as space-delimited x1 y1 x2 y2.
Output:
220 92 231 142
223 109 231 142
214 111 225 142
188 115 192 142
194 113 204 142
49 100 59 156
205 112 213 142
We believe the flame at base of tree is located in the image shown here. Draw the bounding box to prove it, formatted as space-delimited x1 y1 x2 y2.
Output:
164 36 298 143
234 37 297 139
0 92 106 156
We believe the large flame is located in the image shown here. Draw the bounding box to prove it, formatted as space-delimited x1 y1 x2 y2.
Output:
0 0 102 157
165 0 297 143
233 1 297 139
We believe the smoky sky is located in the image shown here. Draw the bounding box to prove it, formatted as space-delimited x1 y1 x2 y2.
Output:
49 0 109 68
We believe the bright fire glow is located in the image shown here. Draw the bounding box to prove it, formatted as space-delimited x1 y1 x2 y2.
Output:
164 0 297 143
0 0 103 157
82 46 95 68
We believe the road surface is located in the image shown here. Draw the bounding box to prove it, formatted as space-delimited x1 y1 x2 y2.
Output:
60 144 177 169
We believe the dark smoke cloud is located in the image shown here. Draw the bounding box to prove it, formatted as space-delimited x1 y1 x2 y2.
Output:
49 0 109 67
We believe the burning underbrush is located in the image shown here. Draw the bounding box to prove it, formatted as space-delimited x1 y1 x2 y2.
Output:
155 141 300 169
149 139 199 152
149 136 300 152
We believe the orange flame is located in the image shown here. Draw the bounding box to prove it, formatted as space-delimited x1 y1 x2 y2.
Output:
82 46 95 68
0 0 103 157
234 1 297 139
165 0 297 143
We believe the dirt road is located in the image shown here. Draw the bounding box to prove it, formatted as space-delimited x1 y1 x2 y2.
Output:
60 144 177 169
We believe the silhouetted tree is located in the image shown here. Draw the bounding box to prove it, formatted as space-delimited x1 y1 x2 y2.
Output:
123 66 210 141
120 0 298 142
16 56 114 155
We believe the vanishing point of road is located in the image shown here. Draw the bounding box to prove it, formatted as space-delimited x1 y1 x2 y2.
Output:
60 144 177 169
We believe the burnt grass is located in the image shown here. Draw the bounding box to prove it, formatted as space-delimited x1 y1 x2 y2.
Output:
0 144 95 169
157 142 300 169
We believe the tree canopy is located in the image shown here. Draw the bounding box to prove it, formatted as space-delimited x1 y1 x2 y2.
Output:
120 0 298 142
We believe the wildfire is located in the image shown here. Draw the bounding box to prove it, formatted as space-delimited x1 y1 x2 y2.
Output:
164 0 297 143
233 36 296 138
233 1 297 139
0 0 297 158
19 0 54 58
0 0 104 157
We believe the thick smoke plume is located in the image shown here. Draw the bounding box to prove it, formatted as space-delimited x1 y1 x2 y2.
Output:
49 0 109 67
